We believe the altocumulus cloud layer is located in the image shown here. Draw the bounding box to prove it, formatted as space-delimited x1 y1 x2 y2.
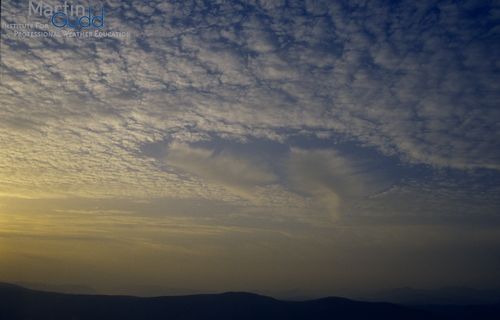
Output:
1 0 500 295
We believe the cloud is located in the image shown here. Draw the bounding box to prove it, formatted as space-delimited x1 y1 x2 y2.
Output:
164 143 277 201
352 173 500 226
2 0 498 177
287 147 392 220
0 0 498 224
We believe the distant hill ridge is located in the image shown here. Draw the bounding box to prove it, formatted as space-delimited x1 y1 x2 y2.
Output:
361 286 500 305
1 282 499 320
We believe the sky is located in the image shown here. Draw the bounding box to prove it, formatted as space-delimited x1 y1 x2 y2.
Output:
0 0 499 298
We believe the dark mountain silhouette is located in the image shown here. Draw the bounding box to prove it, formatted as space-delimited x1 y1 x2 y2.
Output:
13 281 97 295
361 287 500 305
1 283 499 320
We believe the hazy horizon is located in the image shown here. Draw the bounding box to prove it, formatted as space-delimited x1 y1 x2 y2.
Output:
1 0 499 299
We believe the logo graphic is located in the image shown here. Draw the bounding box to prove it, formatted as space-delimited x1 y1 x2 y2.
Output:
3 1 128 39
51 7 104 29
29 1 105 29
